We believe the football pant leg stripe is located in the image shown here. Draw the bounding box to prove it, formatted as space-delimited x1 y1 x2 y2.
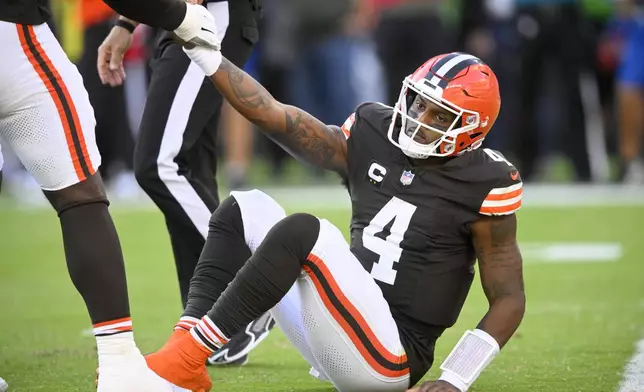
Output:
17 24 93 181
303 255 410 379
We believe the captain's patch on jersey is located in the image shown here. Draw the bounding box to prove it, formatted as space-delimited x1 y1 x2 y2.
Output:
367 161 388 187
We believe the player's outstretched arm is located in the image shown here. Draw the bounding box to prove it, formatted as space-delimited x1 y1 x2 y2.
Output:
186 48 349 176
471 214 526 346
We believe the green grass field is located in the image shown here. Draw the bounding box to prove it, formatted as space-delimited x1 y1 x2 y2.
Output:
1 202 643 392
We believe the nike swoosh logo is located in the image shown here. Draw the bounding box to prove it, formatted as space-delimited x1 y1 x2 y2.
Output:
201 27 214 34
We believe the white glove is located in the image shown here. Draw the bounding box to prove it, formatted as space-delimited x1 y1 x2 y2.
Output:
174 3 221 50
183 46 222 76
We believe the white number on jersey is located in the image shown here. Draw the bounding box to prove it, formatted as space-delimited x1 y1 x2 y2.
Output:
363 197 417 285
483 148 513 167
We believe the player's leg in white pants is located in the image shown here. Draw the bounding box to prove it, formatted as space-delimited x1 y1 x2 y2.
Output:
231 190 331 379
0 21 176 392
275 219 410 392
232 191 410 392
0 22 100 190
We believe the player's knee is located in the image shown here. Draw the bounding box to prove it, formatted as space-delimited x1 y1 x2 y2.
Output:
231 189 285 220
44 173 108 215
279 213 319 234
272 213 320 262
228 190 288 250
209 196 241 228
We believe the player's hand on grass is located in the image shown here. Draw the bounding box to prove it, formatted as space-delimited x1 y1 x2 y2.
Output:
407 380 461 392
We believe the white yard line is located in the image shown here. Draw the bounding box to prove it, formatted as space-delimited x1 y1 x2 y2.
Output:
3 184 643 211
105 184 644 211
521 242 623 264
618 338 644 392
261 184 644 209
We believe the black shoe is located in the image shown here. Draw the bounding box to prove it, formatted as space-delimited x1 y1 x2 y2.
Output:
207 312 275 366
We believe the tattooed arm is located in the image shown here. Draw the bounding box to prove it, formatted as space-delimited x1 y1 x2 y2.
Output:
209 58 349 176
470 214 526 348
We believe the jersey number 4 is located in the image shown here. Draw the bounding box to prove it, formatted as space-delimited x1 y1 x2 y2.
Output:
363 197 417 285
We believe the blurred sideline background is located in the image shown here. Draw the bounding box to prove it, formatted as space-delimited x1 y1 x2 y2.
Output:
1 0 644 206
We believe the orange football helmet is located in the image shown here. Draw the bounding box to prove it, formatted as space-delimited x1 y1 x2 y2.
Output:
387 52 501 159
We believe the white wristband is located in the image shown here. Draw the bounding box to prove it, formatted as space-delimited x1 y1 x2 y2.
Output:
183 47 222 76
438 329 500 392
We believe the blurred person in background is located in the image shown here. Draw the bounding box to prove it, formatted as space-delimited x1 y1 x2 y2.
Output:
221 101 254 190
612 0 644 182
220 47 262 191
98 0 275 366
121 25 152 144
458 0 521 153
587 0 618 162
247 0 297 180
240 0 385 180
375 0 456 105
513 0 599 182
76 0 138 199
285 0 385 133
280 0 386 178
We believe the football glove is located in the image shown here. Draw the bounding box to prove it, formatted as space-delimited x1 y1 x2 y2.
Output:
173 3 221 50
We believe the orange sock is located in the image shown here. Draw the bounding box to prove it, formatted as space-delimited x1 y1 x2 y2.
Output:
175 316 200 332
189 315 230 352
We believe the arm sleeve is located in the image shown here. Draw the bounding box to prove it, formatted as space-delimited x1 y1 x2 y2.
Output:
103 0 186 30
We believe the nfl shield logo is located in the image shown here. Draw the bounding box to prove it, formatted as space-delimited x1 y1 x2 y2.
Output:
400 170 415 186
